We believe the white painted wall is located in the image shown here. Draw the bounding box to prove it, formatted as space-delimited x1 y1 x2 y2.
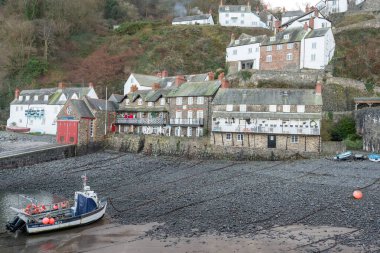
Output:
172 16 214 25
287 16 331 29
226 42 261 70
123 74 152 95
325 0 348 14
219 11 267 28
356 0 365 5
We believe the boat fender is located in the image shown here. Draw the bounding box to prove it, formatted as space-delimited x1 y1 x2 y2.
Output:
42 217 49 225
49 218 55 225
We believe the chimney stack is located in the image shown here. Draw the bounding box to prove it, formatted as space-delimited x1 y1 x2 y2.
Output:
221 79 229 89
88 82 94 88
247 1 250 8
15 88 20 99
156 72 162 78
315 81 322 95
230 33 235 45
208 71 215 81
162 70 169 78
130 84 138 93
309 17 314 29
209 8 212 15
152 83 160 91
314 7 319 17
256 6 260 14
58 82 65 90
175 75 186 87
303 22 309 30
218 72 225 81
305 4 310 13
220 0 223 7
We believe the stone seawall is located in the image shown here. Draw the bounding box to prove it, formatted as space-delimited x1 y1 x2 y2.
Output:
0 145 77 169
106 134 321 161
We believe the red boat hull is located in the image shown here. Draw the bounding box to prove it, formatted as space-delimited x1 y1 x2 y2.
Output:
6 126 30 133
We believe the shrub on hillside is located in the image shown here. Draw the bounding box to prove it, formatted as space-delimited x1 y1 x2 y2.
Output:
330 115 357 141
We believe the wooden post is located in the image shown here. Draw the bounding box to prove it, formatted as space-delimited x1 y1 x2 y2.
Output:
222 133 224 146
305 136 307 151
232 133 234 146
213 132 216 145
248 134 250 147
286 135 288 150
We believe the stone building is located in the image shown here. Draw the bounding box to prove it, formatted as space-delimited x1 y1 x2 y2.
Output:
211 82 323 153
218 1 267 28
116 86 170 135
165 74 224 138
57 96 116 145
260 27 308 71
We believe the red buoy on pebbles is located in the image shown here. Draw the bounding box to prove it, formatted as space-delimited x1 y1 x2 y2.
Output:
353 190 363 199
49 218 55 225
42 217 49 225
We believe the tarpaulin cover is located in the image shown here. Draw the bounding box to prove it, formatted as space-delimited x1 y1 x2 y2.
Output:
75 194 97 216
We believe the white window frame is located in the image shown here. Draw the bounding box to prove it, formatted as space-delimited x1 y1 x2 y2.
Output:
188 97 193 105
269 105 277 112
160 98 165 106
286 53 293 61
239 104 247 112
196 97 204 105
196 127 203 137
312 42 317 49
233 49 237 55
187 127 192 137
297 105 305 113
226 133 232 140
25 95 30 101
291 135 299 143
276 44 283 50
237 134 244 141
188 110 193 119
283 105 290 112
266 45 272 51
44 95 49 101
176 111 182 119
248 48 253 54
125 99 130 105
287 43 294 49
311 54 316 62
19 96 23 101
284 34 290 40
148 102 153 107
34 95 38 101
176 97 183 105
226 104 233 111
138 98 143 105
196 110 204 119
175 127 181 137
270 36 276 41
266 55 272 62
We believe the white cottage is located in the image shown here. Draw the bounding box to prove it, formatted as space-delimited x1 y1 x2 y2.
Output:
300 27 335 70
7 83 98 135
226 33 267 73
172 14 214 25
281 10 305 25
317 0 348 15
218 1 267 28
280 8 331 30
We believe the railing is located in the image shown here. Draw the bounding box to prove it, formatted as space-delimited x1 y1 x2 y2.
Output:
116 118 167 125
212 124 320 135
170 118 204 126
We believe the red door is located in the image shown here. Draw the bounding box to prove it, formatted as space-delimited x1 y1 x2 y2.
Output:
57 120 79 144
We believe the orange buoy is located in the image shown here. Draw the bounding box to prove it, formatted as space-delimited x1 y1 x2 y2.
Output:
49 218 55 225
41 205 46 210
42 217 49 225
53 204 59 210
61 202 66 208
353 190 363 199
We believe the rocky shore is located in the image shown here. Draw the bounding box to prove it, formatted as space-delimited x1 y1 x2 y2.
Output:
0 151 379 252
0 131 55 153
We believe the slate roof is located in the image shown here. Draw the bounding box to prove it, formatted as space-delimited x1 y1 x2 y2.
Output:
132 74 162 88
166 81 221 98
261 27 307 45
130 73 208 89
108 94 124 103
86 97 117 112
145 89 171 102
70 100 95 118
212 88 323 106
228 34 267 47
213 111 322 120
173 14 211 22
219 5 253 13
282 10 304 18
280 9 329 28
305 27 330 38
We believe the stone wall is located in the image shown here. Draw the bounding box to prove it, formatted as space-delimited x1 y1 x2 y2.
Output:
259 43 301 71
355 108 380 152
107 133 321 161
0 145 76 169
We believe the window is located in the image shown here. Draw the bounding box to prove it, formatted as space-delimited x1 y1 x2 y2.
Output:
270 36 276 41
148 102 153 107
286 53 293 61
19 119 22 123
312 42 317 49
16 106 19 112
188 110 193 119
241 6 245 11
25 95 30 101
226 104 233 111
29 119 33 125
225 13 229 17
176 97 183 105
176 111 182 119
20 106 23 111
42 118 45 125
284 34 290 40
250 38 256 42
233 49 237 55
196 127 203 137
248 48 253 54
44 95 49 101
266 55 272 62
125 99 130 105
196 97 204 105
34 95 38 101
196 110 204 119
276 44 283 50
226 20 229 24
160 98 165 106
287 43 294 49
226 133 232 140
297 105 305 113
90 119 94 137
283 105 290 112
138 98 143 105
19 96 23 101
241 20 244 24
240 104 247 112
175 127 181 136
291 135 299 143
188 97 193 105
311 54 316 61
269 105 277 112
266 45 272 51
187 127 192 137
237 134 244 141
256 47 259 52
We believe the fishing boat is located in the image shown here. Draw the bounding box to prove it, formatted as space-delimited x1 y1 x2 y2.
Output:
5 175 107 234
6 125 30 133
333 151 353 161
368 153 380 162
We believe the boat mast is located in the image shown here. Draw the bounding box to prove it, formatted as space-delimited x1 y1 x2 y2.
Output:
81 174 87 189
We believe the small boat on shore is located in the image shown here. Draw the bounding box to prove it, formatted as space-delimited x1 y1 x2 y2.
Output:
5 175 107 234
6 125 30 133
333 151 353 161
368 154 380 162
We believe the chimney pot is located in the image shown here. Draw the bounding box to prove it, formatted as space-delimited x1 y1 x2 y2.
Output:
314 7 319 17
58 82 65 90
221 78 229 89
208 72 215 81
175 75 186 87
130 84 138 93
162 70 169 78
315 81 322 95
220 0 223 7
303 22 309 30
15 88 20 99
309 17 315 29
305 4 310 13
88 82 94 88
218 72 225 81
152 83 161 91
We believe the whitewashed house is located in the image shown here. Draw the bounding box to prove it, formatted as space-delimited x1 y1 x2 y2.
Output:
7 83 98 135
301 27 335 70
226 33 267 73
172 14 214 25
280 8 331 30
317 0 348 15
218 1 267 28
281 10 304 25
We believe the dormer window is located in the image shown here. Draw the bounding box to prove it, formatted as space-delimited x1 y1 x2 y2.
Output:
270 36 276 42
25 95 30 101
125 99 130 105
284 34 290 40
235 40 240 45
148 102 153 107
19 96 23 101
250 37 256 42
44 95 48 101
241 6 245 11
137 98 143 105
160 98 166 106
34 95 38 101
225 6 230 11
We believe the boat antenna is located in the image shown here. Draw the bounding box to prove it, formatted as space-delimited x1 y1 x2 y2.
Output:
81 174 88 189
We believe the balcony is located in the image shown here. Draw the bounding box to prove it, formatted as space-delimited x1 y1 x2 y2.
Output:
212 124 320 135
170 118 204 126
116 117 167 125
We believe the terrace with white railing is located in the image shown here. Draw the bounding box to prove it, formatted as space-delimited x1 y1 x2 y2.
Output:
116 117 167 125
169 118 204 126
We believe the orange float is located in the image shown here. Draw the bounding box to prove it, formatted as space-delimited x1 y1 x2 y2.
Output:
353 190 363 199
49 218 55 225
42 217 49 225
